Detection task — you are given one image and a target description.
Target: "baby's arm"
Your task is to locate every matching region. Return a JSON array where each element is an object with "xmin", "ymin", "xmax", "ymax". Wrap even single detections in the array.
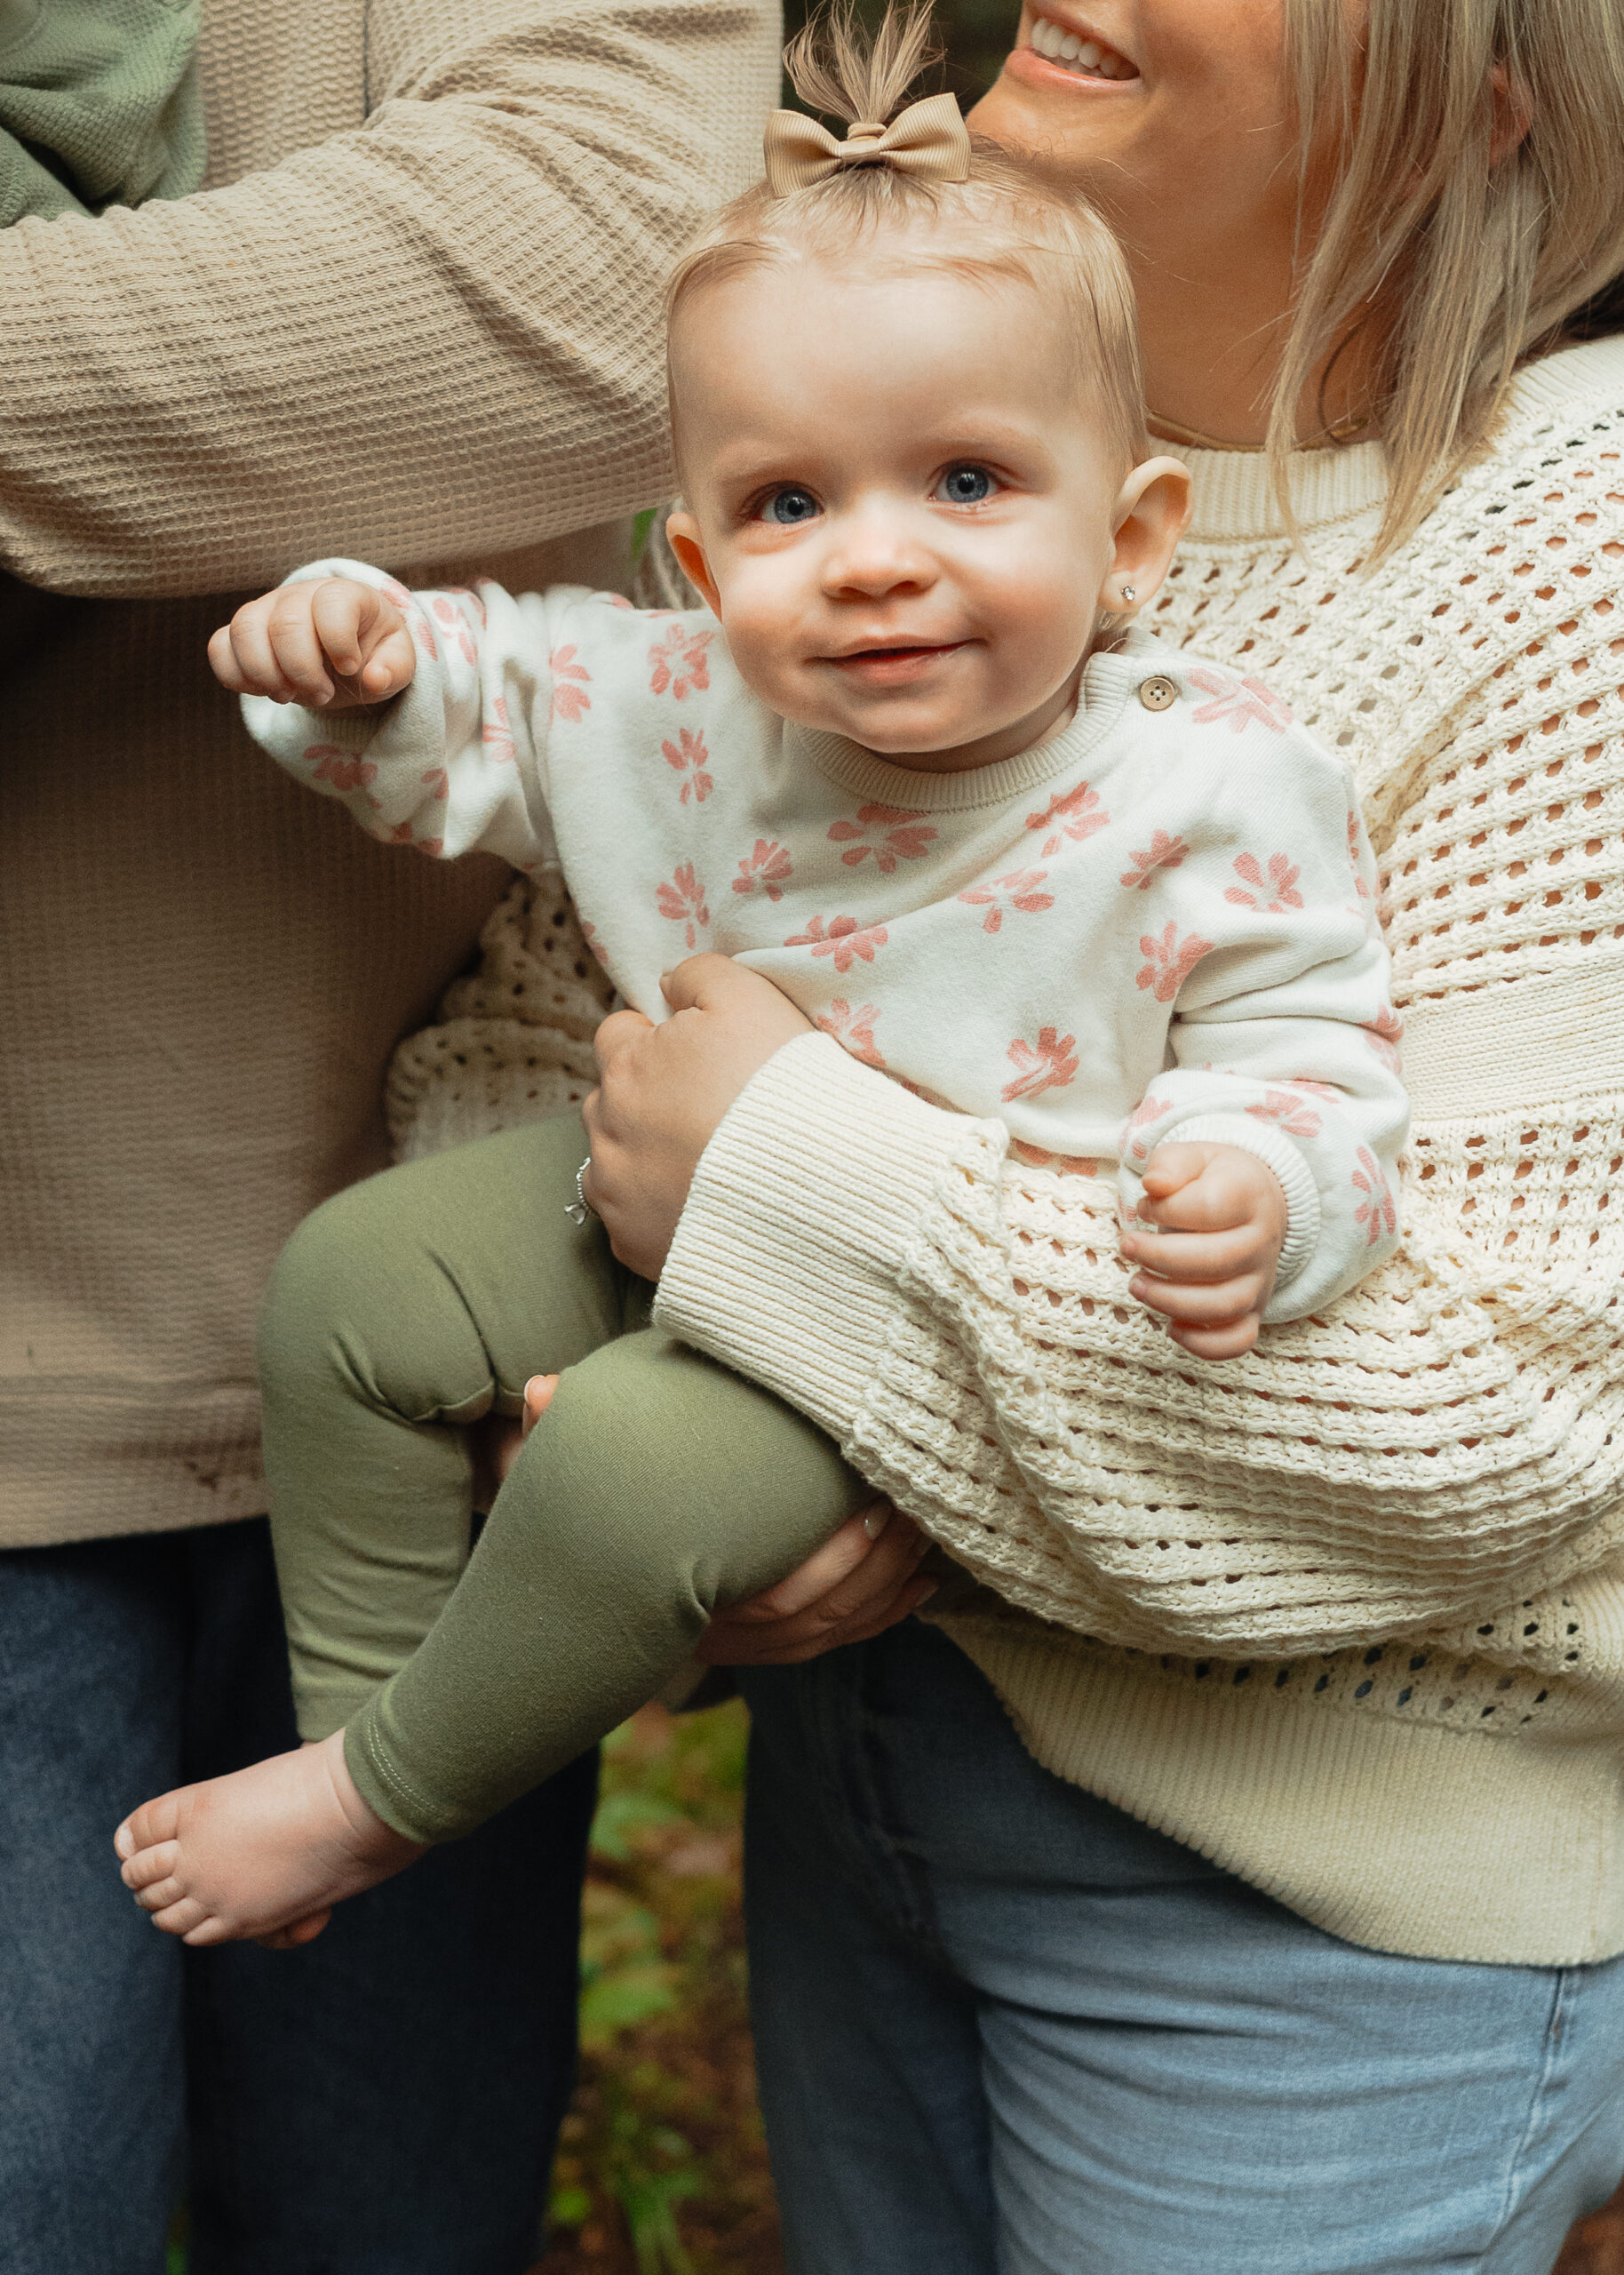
[
  {"xmin": 1117, "ymin": 742, "xmax": 1407, "ymax": 1351},
  {"xmin": 212, "ymin": 561, "xmax": 570, "ymax": 874}
]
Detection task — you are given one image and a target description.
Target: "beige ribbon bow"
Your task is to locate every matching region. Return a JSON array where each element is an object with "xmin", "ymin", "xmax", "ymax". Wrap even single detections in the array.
[{"xmin": 762, "ymin": 92, "xmax": 971, "ymax": 196}]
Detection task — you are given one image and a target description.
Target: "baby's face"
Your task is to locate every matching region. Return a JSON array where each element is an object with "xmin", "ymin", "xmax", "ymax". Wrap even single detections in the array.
[{"xmin": 666, "ymin": 251, "xmax": 1187, "ymax": 772}]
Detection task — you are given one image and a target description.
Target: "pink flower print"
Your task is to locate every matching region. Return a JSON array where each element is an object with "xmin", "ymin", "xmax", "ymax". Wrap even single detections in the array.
[
  {"xmin": 1363, "ymin": 1005, "xmax": 1405, "ymax": 1072},
  {"xmin": 784, "ymin": 915, "xmax": 888, "ymax": 974},
  {"xmin": 580, "ymin": 920, "xmax": 610, "ymax": 970},
  {"xmin": 662, "ymin": 728, "xmax": 712, "ymax": 804},
  {"xmin": 1246, "ymin": 1088, "xmax": 1323, "ymax": 1138},
  {"xmin": 958, "ymin": 868, "xmax": 1055, "ymax": 936},
  {"xmin": 1001, "ymin": 1027, "xmax": 1079, "ymax": 1103},
  {"xmin": 482, "ymin": 695, "xmax": 516, "ymax": 764},
  {"xmin": 1352, "ymin": 1145, "xmax": 1396, "ymax": 1246},
  {"xmin": 589, "ymin": 590, "xmax": 635, "ymax": 611},
  {"xmin": 1123, "ymin": 1090, "xmax": 1174, "ymax": 1163},
  {"xmin": 386, "ymin": 820, "xmax": 415, "ymax": 844},
  {"xmin": 420, "ymin": 767, "xmax": 448, "ymax": 801},
  {"xmin": 656, "ymin": 862, "xmax": 710, "ymax": 949},
  {"xmin": 550, "ymin": 645, "xmax": 592, "ymax": 724},
  {"xmin": 418, "ymin": 837, "xmax": 443, "ymax": 858},
  {"xmin": 1347, "ymin": 810, "xmax": 1371, "ymax": 900},
  {"xmin": 732, "ymin": 839, "xmax": 793, "ymax": 903},
  {"xmin": 1286, "ymin": 1077, "xmax": 1341, "ymax": 1098},
  {"xmin": 816, "ymin": 999, "xmax": 885, "ymax": 1069},
  {"xmin": 445, "ymin": 585, "xmax": 487, "ymax": 627},
  {"xmin": 410, "ymin": 611, "xmax": 438, "ymax": 661},
  {"xmin": 380, "ymin": 578, "xmax": 413, "ymax": 611},
  {"xmin": 1026, "ymin": 780, "xmax": 1108, "ymax": 858},
  {"xmin": 649, "ymin": 622, "xmax": 712, "ymax": 700},
  {"xmin": 305, "ymin": 746, "xmax": 377, "ymax": 794},
  {"xmin": 1119, "ymin": 831, "xmax": 1190, "ymax": 890},
  {"xmin": 1188, "ymin": 666, "xmax": 1294, "ymax": 733},
  {"xmin": 430, "ymin": 595, "xmax": 477, "ymax": 665},
  {"xmin": 827, "ymin": 804, "xmax": 936, "ymax": 874},
  {"xmin": 1225, "ymin": 851, "xmax": 1304, "ymax": 914},
  {"xmin": 1136, "ymin": 922, "xmax": 1214, "ymax": 1003}
]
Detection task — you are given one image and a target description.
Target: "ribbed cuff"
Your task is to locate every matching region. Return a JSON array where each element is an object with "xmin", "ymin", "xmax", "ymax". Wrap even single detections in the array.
[
  {"xmin": 654, "ymin": 1033, "xmax": 990, "ymax": 1441},
  {"xmin": 1164, "ymin": 1112, "xmax": 1320, "ymax": 1298}
]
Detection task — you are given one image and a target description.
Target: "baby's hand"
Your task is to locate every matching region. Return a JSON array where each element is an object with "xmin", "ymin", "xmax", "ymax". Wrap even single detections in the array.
[
  {"xmin": 209, "ymin": 577, "xmax": 417, "ymax": 710},
  {"xmin": 1118, "ymin": 1141, "xmax": 1286, "ymax": 1360}
]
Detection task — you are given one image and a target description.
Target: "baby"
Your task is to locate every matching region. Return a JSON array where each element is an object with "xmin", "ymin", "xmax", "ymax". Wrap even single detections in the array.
[{"xmin": 116, "ymin": 8, "xmax": 1406, "ymax": 1947}]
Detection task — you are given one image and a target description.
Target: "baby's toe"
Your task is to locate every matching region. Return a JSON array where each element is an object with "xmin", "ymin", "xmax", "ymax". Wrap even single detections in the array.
[
  {"xmin": 121, "ymin": 1839, "xmax": 180, "ymax": 1894},
  {"xmin": 147, "ymin": 1895, "xmax": 211, "ymax": 1940},
  {"xmin": 116, "ymin": 1791, "xmax": 183, "ymax": 1860},
  {"xmin": 131, "ymin": 1869, "xmax": 188, "ymax": 1915}
]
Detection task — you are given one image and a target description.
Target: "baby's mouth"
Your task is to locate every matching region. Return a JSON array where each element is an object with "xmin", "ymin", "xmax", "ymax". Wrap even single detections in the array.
[
  {"xmin": 824, "ymin": 640, "xmax": 967, "ymax": 682},
  {"xmin": 1021, "ymin": 12, "xmax": 1138, "ymax": 80}
]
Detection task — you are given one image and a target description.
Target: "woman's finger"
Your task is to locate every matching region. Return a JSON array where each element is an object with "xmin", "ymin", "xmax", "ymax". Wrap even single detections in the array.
[
  {"xmin": 727, "ymin": 1504, "xmax": 894, "ymax": 1622},
  {"xmin": 591, "ymin": 1009, "xmax": 656, "ymax": 1077},
  {"xmin": 697, "ymin": 1509, "xmax": 933, "ymax": 1664}
]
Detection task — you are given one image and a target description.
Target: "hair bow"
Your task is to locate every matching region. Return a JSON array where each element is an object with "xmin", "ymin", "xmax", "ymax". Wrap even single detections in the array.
[{"xmin": 762, "ymin": 92, "xmax": 971, "ymax": 197}]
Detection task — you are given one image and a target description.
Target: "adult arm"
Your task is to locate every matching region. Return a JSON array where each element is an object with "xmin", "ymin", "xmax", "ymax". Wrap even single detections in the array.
[
  {"xmin": 0, "ymin": 0, "xmax": 777, "ymax": 596},
  {"xmin": 592, "ymin": 965, "xmax": 1624, "ymax": 1662}
]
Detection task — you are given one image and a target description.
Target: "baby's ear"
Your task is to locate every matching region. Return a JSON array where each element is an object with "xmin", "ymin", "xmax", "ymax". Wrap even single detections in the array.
[
  {"xmin": 1101, "ymin": 456, "xmax": 1193, "ymax": 618},
  {"xmin": 665, "ymin": 512, "xmax": 721, "ymax": 618}
]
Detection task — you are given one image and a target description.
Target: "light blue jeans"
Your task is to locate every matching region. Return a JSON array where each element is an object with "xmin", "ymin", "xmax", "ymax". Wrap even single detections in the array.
[{"xmin": 739, "ymin": 1620, "xmax": 1624, "ymax": 2275}]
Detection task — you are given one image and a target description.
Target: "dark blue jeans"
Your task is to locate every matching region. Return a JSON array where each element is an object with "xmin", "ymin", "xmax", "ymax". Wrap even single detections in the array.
[{"xmin": 0, "ymin": 1516, "xmax": 597, "ymax": 2275}]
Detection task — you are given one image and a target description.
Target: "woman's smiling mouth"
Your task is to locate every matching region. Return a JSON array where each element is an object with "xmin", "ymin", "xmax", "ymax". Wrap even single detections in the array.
[{"xmin": 1018, "ymin": 12, "xmax": 1138, "ymax": 81}]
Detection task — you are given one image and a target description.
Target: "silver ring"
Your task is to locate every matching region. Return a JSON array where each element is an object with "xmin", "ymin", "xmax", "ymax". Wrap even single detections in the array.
[{"xmin": 565, "ymin": 1153, "xmax": 596, "ymax": 1226}]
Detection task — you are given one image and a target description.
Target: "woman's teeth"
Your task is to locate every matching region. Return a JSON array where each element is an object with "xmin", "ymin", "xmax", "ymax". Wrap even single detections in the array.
[{"xmin": 1026, "ymin": 14, "xmax": 1134, "ymax": 76}]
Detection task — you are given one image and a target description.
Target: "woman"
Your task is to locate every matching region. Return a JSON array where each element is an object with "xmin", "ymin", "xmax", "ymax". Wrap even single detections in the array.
[{"xmin": 549, "ymin": 1, "xmax": 1624, "ymax": 2266}]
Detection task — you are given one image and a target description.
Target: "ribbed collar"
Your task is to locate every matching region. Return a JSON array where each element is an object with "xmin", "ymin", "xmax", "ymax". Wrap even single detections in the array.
[
  {"xmin": 787, "ymin": 626, "xmax": 1158, "ymax": 814},
  {"xmin": 1181, "ymin": 439, "xmax": 1388, "ymax": 547},
  {"xmin": 1180, "ymin": 335, "xmax": 1624, "ymax": 548}
]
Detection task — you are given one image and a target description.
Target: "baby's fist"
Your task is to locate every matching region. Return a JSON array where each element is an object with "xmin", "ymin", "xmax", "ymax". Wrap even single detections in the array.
[
  {"xmin": 209, "ymin": 578, "xmax": 416, "ymax": 711},
  {"xmin": 1119, "ymin": 1140, "xmax": 1286, "ymax": 1360}
]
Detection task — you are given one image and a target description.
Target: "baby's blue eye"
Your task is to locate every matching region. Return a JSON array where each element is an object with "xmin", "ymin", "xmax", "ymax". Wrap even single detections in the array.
[
  {"xmin": 936, "ymin": 465, "xmax": 996, "ymax": 506},
  {"xmin": 761, "ymin": 487, "xmax": 821, "ymax": 525}
]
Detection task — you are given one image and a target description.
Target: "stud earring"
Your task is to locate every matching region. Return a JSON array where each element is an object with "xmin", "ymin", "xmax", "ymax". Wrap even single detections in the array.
[{"xmin": 1119, "ymin": 582, "xmax": 1137, "ymax": 603}]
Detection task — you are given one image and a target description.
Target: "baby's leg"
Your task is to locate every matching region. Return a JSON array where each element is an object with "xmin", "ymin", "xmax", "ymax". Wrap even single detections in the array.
[
  {"xmin": 345, "ymin": 1327, "xmax": 872, "ymax": 1845},
  {"xmin": 115, "ymin": 1115, "xmax": 638, "ymax": 1944},
  {"xmin": 262, "ymin": 1115, "xmax": 638, "ymax": 1741}
]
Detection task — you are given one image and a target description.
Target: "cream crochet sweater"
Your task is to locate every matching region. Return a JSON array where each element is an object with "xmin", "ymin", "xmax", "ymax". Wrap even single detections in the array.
[{"xmin": 399, "ymin": 337, "xmax": 1624, "ymax": 1964}]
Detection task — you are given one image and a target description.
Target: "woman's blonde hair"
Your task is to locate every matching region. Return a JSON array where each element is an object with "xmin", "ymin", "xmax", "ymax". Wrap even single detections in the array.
[
  {"xmin": 665, "ymin": 5, "xmax": 1146, "ymax": 472},
  {"xmin": 1279, "ymin": 0, "xmax": 1624, "ymax": 558}
]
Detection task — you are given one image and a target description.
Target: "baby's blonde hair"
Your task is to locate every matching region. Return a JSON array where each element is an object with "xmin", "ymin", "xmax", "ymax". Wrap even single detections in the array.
[{"xmin": 665, "ymin": 5, "xmax": 1147, "ymax": 470}]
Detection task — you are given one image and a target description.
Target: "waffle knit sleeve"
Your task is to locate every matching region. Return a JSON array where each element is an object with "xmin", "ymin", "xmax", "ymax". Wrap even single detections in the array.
[
  {"xmin": 654, "ymin": 1022, "xmax": 1624, "ymax": 1658},
  {"xmin": 0, "ymin": 0, "xmax": 777, "ymax": 597}
]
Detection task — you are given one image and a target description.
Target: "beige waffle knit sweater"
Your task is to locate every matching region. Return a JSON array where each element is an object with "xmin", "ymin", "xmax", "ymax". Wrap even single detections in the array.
[
  {"xmin": 403, "ymin": 336, "xmax": 1624, "ymax": 1962},
  {"xmin": 0, "ymin": 0, "xmax": 777, "ymax": 1548}
]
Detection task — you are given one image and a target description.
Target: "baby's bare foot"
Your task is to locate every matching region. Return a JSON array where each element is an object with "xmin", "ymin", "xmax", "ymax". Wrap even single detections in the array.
[{"xmin": 114, "ymin": 1729, "xmax": 424, "ymax": 1947}]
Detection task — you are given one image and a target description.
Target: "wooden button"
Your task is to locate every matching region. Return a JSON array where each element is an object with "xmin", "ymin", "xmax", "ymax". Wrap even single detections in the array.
[{"xmin": 1137, "ymin": 674, "xmax": 1178, "ymax": 712}]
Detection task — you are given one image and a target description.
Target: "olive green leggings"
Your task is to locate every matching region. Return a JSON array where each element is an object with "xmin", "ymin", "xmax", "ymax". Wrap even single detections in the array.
[{"xmin": 258, "ymin": 1115, "xmax": 868, "ymax": 1845}]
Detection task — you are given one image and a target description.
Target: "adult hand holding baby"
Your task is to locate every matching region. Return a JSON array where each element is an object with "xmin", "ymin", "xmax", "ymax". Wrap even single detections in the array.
[{"xmin": 583, "ymin": 953, "xmax": 814, "ymax": 1281}]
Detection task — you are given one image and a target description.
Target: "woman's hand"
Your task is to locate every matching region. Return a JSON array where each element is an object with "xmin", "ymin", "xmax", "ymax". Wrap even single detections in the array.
[
  {"xmin": 582, "ymin": 954, "xmax": 814, "ymax": 1281},
  {"xmin": 695, "ymin": 1502, "xmax": 936, "ymax": 1665},
  {"xmin": 479, "ymin": 1378, "xmax": 936, "ymax": 1664}
]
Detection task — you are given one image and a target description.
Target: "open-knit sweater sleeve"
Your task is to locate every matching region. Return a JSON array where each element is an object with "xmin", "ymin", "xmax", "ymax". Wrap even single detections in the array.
[
  {"xmin": 0, "ymin": 0, "xmax": 777, "ymax": 597},
  {"xmin": 656, "ymin": 348, "xmax": 1624, "ymax": 1661}
]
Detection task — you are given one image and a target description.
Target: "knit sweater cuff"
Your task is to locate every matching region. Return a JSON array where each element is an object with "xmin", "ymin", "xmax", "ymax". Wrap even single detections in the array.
[{"xmin": 654, "ymin": 1032, "xmax": 981, "ymax": 1441}]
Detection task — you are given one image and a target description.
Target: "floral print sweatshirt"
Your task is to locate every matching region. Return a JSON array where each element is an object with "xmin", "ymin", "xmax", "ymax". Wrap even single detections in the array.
[{"xmin": 243, "ymin": 566, "xmax": 1407, "ymax": 1320}]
